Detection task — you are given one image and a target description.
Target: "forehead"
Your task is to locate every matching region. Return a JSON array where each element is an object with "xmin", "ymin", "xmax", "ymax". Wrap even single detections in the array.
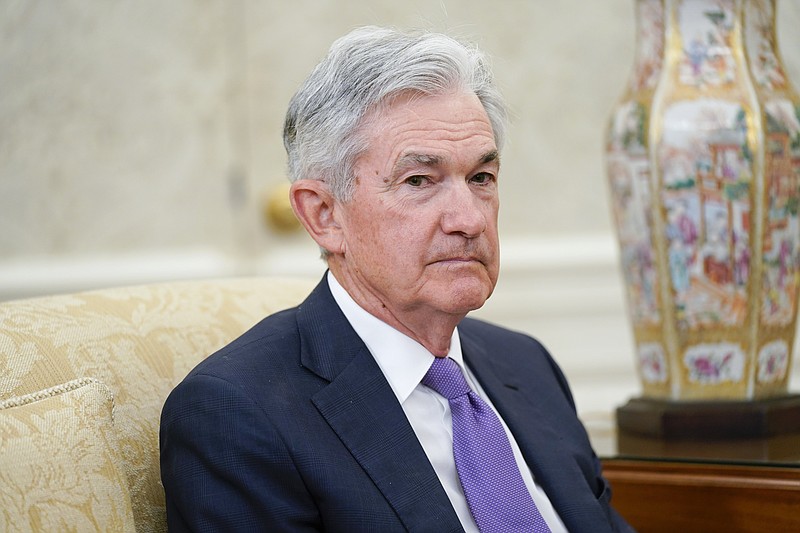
[{"xmin": 357, "ymin": 92, "xmax": 497, "ymax": 169}]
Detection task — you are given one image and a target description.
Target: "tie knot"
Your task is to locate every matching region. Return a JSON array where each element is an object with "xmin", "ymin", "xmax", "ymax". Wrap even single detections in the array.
[{"xmin": 422, "ymin": 357, "xmax": 471, "ymax": 400}]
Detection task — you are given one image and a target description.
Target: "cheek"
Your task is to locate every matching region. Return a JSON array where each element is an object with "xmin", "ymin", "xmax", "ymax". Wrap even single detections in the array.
[{"xmin": 346, "ymin": 217, "xmax": 407, "ymax": 266}]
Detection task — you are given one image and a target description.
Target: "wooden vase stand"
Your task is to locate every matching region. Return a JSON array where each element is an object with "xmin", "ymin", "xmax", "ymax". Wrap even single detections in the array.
[{"xmin": 616, "ymin": 394, "xmax": 800, "ymax": 440}]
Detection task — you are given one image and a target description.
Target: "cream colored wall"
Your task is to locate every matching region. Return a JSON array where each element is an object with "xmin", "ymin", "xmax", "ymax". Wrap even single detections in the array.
[
  {"xmin": 0, "ymin": 1, "xmax": 642, "ymax": 268},
  {"xmin": 2, "ymin": 1, "xmax": 799, "ymax": 418}
]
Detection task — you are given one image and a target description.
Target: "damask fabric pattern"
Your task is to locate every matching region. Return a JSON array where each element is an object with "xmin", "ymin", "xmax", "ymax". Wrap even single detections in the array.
[
  {"xmin": 0, "ymin": 277, "xmax": 316, "ymax": 532},
  {"xmin": 0, "ymin": 378, "xmax": 136, "ymax": 533}
]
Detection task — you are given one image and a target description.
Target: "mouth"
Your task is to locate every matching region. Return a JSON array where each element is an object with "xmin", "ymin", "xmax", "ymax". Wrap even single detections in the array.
[
  {"xmin": 428, "ymin": 243, "xmax": 494, "ymax": 269},
  {"xmin": 431, "ymin": 256, "xmax": 484, "ymax": 266}
]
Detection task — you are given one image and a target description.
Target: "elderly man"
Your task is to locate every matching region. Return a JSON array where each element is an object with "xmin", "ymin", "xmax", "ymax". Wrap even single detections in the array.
[{"xmin": 160, "ymin": 26, "xmax": 632, "ymax": 532}]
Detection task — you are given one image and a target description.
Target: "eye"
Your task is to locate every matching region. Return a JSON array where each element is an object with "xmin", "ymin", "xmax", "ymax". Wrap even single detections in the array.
[
  {"xmin": 470, "ymin": 172, "xmax": 495, "ymax": 185},
  {"xmin": 405, "ymin": 175, "xmax": 428, "ymax": 187}
]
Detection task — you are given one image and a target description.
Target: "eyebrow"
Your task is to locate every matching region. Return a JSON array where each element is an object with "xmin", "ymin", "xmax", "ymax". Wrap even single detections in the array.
[{"xmin": 480, "ymin": 150, "xmax": 500, "ymax": 165}]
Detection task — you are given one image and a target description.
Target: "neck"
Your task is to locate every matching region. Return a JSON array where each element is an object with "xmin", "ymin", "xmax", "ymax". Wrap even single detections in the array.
[{"xmin": 328, "ymin": 266, "xmax": 463, "ymax": 357}]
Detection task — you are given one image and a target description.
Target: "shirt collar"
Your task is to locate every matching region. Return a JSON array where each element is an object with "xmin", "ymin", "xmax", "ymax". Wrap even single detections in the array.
[{"xmin": 327, "ymin": 271, "xmax": 464, "ymax": 404}]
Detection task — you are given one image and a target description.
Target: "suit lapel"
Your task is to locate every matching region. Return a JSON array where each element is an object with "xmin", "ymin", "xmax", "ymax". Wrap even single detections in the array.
[
  {"xmin": 298, "ymin": 278, "xmax": 463, "ymax": 532},
  {"xmin": 461, "ymin": 330, "xmax": 614, "ymax": 533}
]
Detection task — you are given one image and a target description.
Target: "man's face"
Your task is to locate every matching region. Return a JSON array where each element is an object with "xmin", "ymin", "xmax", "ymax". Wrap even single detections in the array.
[{"xmin": 334, "ymin": 91, "xmax": 500, "ymax": 321}]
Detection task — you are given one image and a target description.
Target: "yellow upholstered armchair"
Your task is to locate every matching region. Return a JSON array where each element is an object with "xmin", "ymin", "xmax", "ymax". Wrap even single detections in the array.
[{"xmin": 0, "ymin": 277, "xmax": 315, "ymax": 532}]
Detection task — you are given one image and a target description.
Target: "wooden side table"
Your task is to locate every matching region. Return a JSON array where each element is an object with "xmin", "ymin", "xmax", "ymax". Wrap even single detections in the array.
[
  {"xmin": 587, "ymin": 408, "xmax": 800, "ymax": 531},
  {"xmin": 602, "ymin": 458, "xmax": 800, "ymax": 532}
]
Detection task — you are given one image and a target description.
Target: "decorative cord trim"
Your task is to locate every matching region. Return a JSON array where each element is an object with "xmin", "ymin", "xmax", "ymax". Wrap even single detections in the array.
[{"xmin": 0, "ymin": 377, "xmax": 109, "ymax": 410}]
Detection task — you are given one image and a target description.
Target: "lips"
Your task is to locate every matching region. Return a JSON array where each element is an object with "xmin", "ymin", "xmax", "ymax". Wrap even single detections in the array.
[
  {"xmin": 429, "ymin": 254, "xmax": 487, "ymax": 268},
  {"xmin": 426, "ymin": 237, "xmax": 498, "ymax": 270},
  {"xmin": 428, "ymin": 245, "xmax": 493, "ymax": 266},
  {"xmin": 437, "ymin": 257, "xmax": 480, "ymax": 264}
]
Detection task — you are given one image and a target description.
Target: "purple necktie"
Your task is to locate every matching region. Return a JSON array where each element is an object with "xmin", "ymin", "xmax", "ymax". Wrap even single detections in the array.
[{"xmin": 423, "ymin": 357, "xmax": 551, "ymax": 533}]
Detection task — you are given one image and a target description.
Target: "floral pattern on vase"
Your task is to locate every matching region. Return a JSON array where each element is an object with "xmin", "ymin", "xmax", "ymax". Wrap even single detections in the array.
[
  {"xmin": 757, "ymin": 339, "xmax": 789, "ymax": 383},
  {"xmin": 638, "ymin": 342, "xmax": 669, "ymax": 383},
  {"xmin": 684, "ymin": 342, "xmax": 745, "ymax": 384}
]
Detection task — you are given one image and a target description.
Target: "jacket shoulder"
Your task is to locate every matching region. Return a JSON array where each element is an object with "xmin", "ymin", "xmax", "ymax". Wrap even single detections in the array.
[{"xmin": 188, "ymin": 305, "xmax": 301, "ymax": 380}]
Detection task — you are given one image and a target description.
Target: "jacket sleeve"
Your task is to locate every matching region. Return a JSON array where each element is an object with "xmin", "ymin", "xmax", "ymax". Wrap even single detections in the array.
[{"xmin": 159, "ymin": 373, "xmax": 320, "ymax": 532}]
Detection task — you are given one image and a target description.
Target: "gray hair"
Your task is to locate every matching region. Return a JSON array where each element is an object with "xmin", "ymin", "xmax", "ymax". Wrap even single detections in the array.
[{"xmin": 283, "ymin": 26, "xmax": 508, "ymax": 201}]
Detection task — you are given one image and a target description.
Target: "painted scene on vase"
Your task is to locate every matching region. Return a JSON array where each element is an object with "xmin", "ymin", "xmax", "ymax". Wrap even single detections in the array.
[
  {"xmin": 677, "ymin": 0, "xmax": 737, "ymax": 88},
  {"xmin": 761, "ymin": 100, "xmax": 800, "ymax": 327},
  {"xmin": 607, "ymin": 101, "xmax": 661, "ymax": 327},
  {"xmin": 630, "ymin": 0, "xmax": 665, "ymax": 93},
  {"xmin": 659, "ymin": 99, "xmax": 752, "ymax": 329}
]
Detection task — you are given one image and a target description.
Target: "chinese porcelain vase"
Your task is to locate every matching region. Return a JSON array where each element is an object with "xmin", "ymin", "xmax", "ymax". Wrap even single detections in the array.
[{"xmin": 606, "ymin": 0, "xmax": 800, "ymax": 400}]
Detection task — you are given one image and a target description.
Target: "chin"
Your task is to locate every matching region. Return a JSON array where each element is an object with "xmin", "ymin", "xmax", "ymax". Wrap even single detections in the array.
[{"xmin": 441, "ymin": 283, "xmax": 494, "ymax": 315}]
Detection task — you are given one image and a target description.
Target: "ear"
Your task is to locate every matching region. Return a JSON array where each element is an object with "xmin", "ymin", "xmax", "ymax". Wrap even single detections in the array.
[{"xmin": 289, "ymin": 179, "xmax": 345, "ymax": 254}]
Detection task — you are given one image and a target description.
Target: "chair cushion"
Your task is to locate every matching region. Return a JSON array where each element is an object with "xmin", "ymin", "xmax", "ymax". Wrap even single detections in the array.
[{"xmin": 0, "ymin": 378, "xmax": 136, "ymax": 533}]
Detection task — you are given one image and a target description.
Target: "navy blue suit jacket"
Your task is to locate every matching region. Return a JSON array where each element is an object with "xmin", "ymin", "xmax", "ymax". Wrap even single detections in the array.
[{"xmin": 160, "ymin": 277, "xmax": 632, "ymax": 532}]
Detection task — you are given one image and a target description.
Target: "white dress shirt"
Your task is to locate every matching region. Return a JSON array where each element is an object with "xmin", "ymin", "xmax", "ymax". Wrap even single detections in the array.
[{"xmin": 328, "ymin": 272, "xmax": 567, "ymax": 532}]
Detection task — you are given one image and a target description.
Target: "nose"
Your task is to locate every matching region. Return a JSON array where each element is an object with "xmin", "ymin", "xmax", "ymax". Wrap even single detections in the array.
[{"xmin": 440, "ymin": 182, "xmax": 488, "ymax": 238}]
